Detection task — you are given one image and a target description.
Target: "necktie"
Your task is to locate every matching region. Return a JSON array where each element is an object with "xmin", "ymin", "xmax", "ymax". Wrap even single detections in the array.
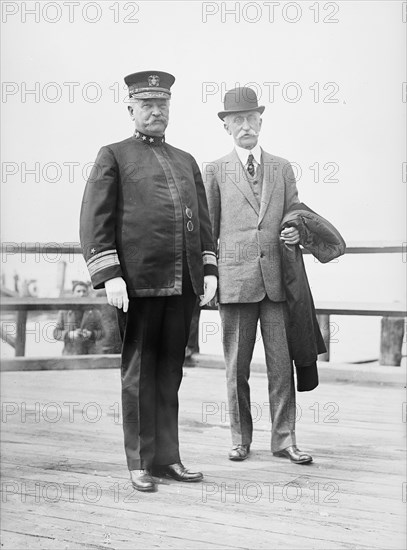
[{"xmin": 247, "ymin": 153, "xmax": 255, "ymax": 177}]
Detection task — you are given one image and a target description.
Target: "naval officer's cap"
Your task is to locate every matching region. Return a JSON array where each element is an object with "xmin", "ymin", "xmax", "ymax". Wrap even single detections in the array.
[{"xmin": 124, "ymin": 70, "xmax": 175, "ymax": 100}]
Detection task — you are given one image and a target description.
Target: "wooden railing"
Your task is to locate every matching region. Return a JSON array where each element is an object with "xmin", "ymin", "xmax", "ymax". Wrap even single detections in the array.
[
  {"xmin": 1, "ymin": 241, "xmax": 405, "ymax": 256},
  {"xmin": 1, "ymin": 242, "xmax": 406, "ymax": 367},
  {"xmin": 1, "ymin": 297, "xmax": 107, "ymax": 357}
]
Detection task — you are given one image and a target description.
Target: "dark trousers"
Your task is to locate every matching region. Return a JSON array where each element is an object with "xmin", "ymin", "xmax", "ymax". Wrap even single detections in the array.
[
  {"xmin": 117, "ymin": 265, "xmax": 196, "ymax": 470},
  {"xmin": 186, "ymin": 299, "xmax": 201, "ymax": 353}
]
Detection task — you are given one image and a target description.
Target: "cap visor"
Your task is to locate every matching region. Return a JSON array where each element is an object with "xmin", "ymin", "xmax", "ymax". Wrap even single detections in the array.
[{"xmin": 130, "ymin": 91, "xmax": 171, "ymax": 99}]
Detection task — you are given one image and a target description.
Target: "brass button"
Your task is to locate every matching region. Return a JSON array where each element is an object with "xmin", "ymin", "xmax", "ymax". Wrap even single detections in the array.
[
  {"xmin": 187, "ymin": 221, "xmax": 194, "ymax": 232},
  {"xmin": 185, "ymin": 207, "xmax": 192, "ymax": 219}
]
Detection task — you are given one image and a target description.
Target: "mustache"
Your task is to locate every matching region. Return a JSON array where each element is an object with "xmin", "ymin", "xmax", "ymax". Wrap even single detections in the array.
[
  {"xmin": 148, "ymin": 118, "xmax": 167, "ymax": 124},
  {"xmin": 238, "ymin": 130, "xmax": 258, "ymax": 138}
]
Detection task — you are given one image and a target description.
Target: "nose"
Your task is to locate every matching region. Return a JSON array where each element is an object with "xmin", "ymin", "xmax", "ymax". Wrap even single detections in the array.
[{"xmin": 241, "ymin": 117, "xmax": 250, "ymax": 130}]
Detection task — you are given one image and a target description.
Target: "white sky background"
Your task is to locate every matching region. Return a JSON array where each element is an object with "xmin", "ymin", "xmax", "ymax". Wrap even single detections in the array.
[{"xmin": 1, "ymin": 1, "xmax": 406, "ymax": 286}]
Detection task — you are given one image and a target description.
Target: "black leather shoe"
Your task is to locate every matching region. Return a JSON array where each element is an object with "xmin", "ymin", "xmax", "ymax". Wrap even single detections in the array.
[
  {"xmin": 153, "ymin": 462, "xmax": 203, "ymax": 482},
  {"xmin": 273, "ymin": 445, "xmax": 313, "ymax": 464},
  {"xmin": 228, "ymin": 444, "xmax": 250, "ymax": 461},
  {"xmin": 130, "ymin": 469, "xmax": 156, "ymax": 492}
]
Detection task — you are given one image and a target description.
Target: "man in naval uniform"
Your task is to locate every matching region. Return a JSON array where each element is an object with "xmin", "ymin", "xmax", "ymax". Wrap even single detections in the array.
[
  {"xmin": 80, "ymin": 71, "xmax": 218, "ymax": 492},
  {"xmin": 204, "ymin": 87, "xmax": 313, "ymax": 465}
]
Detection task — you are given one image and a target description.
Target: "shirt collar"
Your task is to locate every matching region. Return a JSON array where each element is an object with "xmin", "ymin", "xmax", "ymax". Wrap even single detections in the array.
[
  {"xmin": 235, "ymin": 143, "xmax": 262, "ymax": 166},
  {"xmin": 134, "ymin": 129, "xmax": 165, "ymax": 146}
]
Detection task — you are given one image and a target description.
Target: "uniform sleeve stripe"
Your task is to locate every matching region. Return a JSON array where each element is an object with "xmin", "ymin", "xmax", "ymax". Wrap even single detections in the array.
[
  {"xmin": 86, "ymin": 250, "xmax": 120, "ymax": 276},
  {"xmin": 202, "ymin": 252, "xmax": 217, "ymax": 266},
  {"xmin": 87, "ymin": 249, "xmax": 118, "ymax": 266},
  {"xmin": 202, "ymin": 250, "xmax": 217, "ymax": 258}
]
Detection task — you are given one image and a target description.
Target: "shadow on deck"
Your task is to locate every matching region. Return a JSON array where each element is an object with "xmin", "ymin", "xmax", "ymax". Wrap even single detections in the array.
[{"xmin": 1, "ymin": 365, "xmax": 406, "ymax": 549}]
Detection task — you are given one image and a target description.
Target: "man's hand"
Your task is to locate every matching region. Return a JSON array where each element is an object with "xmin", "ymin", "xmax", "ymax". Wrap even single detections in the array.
[
  {"xmin": 105, "ymin": 277, "xmax": 129, "ymax": 312},
  {"xmin": 199, "ymin": 275, "xmax": 217, "ymax": 307},
  {"xmin": 68, "ymin": 329, "xmax": 82, "ymax": 341},
  {"xmin": 280, "ymin": 227, "xmax": 300, "ymax": 245}
]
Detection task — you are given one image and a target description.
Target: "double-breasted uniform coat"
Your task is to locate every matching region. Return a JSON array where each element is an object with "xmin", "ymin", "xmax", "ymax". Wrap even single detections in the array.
[{"xmin": 80, "ymin": 133, "xmax": 217, "ymax": 470}]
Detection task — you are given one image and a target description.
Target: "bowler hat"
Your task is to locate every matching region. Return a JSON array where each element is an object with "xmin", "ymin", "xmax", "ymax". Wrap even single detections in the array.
[
  {"xmin": 124, "ymin": 70, "xmax": 175, "ymax": 100},
  {"xmin": 218, "ymin": 87, "xmax": 265, "ymax": 120}
]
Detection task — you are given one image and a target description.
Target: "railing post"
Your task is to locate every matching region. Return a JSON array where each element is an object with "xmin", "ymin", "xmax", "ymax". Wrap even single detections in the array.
[
  {"xmin": 380, "ymin": 317, "xmax": 405, "ymax": 366},
  {"xmin": 15, "ymin": 310, "xmax": 27, "ymax": 357},
  {"xmin": 317, "ymin": 313, "xmax": 330, "ymax": 362},
  {"xmin": 0, "ymin": 326, "xmax": 16, "ymax": 349}
]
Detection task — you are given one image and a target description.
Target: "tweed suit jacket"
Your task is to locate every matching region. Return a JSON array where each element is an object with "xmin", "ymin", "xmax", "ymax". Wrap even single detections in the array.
[{"xmin": 204, "ymin": 148, "xmax": 300, "ymax": 303}]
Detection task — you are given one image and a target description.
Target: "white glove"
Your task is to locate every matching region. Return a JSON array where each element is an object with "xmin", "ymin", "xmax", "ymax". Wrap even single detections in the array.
[
  {"xmin": 105, "ymin": 277, "xmax": 129, "ymax": 312},
  {"xmin": 199, "ymin": 275, "xmax": 218, "ymax": 307}
]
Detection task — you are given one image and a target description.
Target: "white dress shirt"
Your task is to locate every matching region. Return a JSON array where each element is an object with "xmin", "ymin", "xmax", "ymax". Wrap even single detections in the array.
[{"xmin": 235, "ymin": 143, "xmax": 262, "ymax": 171}]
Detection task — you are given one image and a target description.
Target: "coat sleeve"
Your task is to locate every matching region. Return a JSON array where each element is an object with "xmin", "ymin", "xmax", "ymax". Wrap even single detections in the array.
[
  {"xmin": 85, "ymin": 310, "xmax": 105, "ymax": 342},
  {"xmin": 283, "ymin": 161, "xmax": 300, "ymax": 213},
  {"xmin": 202, "ymin": 161, "xmax": 221, "ymax": 245},
  {"xmin": 53, "ymin": 310, "xmax": 68, "ymax": 342},
  {"xmin": 192, "ymin": 158, "xmax": 218, "ymax": 277},
  {"xmin": 79, "ymin": 146, "xmax": 123, "ymax": 289}
]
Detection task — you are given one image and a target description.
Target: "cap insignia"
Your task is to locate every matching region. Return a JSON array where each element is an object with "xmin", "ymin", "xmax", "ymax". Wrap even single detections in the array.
[{"xmin": 148, "ymin": 75, "xmax": 160, "ymax": 87}]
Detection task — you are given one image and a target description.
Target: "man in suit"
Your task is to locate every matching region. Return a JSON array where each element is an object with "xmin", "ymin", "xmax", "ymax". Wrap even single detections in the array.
[
  {"xmin": 53, "ymin": 281, "xmax": 104, "ymax": 355},
  {"xmin": 204, "ymin": 87, "xmax": 312, "ymax": 464},
  {"xmin": 80, "ymin": 71, "xmax": 218, "ymax": 492}
]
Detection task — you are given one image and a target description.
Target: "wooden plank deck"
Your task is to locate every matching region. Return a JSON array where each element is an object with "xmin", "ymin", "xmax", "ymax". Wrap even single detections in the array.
[{"xmin": 1, "ymin": 366, "xmax": 405, "ymax": 549}]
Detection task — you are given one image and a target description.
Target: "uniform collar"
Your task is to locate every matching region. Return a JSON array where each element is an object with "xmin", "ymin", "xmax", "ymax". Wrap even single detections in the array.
[{"xmin": 134, "ymin": 129, "xmax": 165, "ymax": 146}]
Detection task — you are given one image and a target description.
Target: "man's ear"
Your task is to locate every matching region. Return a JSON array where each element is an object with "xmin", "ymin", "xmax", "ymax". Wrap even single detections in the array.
[
  {"xmin": 223, "ymin": 122, "xmax": 232, "ymax": 135},
  {"xmin": 259, "ymin": 117, "xmax": 263, "ymax": 131},
  {"xmin": 128, "ymin": 105, "xmax": 134, "ymax": 119}
]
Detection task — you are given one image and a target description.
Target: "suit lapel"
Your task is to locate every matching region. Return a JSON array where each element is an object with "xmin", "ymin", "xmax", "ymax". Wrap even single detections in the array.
[
  {"xmin": 258, "ymin": 150, "xmax": 278, "ymax": 223},
  {"xmin": 224, "ymin": 150, "xmax": 259, "ymax": 216}
]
